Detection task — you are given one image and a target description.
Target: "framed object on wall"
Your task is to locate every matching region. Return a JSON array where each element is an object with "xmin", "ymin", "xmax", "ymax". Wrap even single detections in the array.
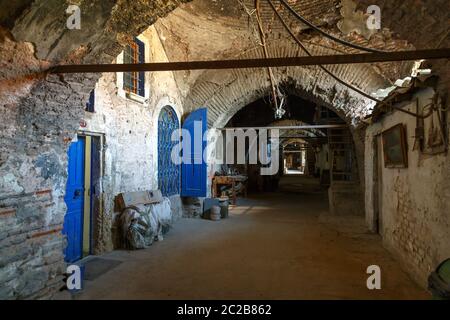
[{"xmin": 382, "ymin": 124, "xmax": 408, "ymax": 168}]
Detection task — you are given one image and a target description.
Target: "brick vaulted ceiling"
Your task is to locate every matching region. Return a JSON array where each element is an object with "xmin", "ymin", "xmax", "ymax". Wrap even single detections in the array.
[
  {"xmin": 0, "ymin": 0, "xmax": 448, "ymax": 133},
  {"xmin": 0, "ymin": 1, "xmax": 447, "ymax": 299},
  {"xmin": 152, "ymin": 0, "xmax": 448, "ymax": 126}
]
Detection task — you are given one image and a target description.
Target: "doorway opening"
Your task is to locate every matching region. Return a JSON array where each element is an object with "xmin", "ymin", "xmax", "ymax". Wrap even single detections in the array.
[
  {"xmin": 371, "ymin": 134, "xmax": 383, "ymax": 234},
  {"xmin": 63, "ymin": 133, "xmax": 103, "ymax": 262},
  {"xmin": 283, "ymin": 140, "xmax": 308, "ymax": 175},
  {"xmin": 215, "ymin": 93, "xmax": 363, "ymax": 210},
  {"xmin": 222, "ymin": 95, "xmax": 356, "ymax": 194}
]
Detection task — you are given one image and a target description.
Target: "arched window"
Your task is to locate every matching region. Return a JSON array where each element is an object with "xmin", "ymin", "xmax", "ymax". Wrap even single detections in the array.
[{"xmin": 158, "ymin": 106, "xmax": 180, "ymax": 196}]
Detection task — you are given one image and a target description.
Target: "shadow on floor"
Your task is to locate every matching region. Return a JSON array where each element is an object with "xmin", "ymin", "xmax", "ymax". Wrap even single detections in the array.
[{"xmin": 55, "ymin": 178, "xmax": 428, "ymax": 300}]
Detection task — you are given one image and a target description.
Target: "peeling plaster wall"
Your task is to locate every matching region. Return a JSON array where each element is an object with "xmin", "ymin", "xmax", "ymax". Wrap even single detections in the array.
[
  {"xmin": 79, "ymin": 26, "xmax": 184, "ymax": 253},
  {"xmin": 0, "ymin": 16, "xmax": 184, "ymax": 300},
  {"xmin": 356, "ymin": 0, "xmax": 450, "ymax": 95},
  {"xmin": 0, "ymin": 33, "xmax": 98, "ymax": 300},
  {"xmin": 156, "ymin": 0, "xmax": 413, "ymax": 95},
  {"xmin": 365, "ymin": 88, "xmax": 450, "ymax": 287},
  {"xmin": 0, "ymin": 0, "xmax": 447, "ymax": 300},
  {"xmin": 0, "ymin": 0, "xmax": 188, "ymax": 299},
  {"xmin": 9, "ymin": 0, "xmax": 191, "ymax": 62}
]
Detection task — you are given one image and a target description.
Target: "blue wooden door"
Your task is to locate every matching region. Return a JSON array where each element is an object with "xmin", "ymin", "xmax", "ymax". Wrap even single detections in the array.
[
  {"xmin": 158, "ymin": 106, "xmax": 180, "ymax": 196},
  {"xmin": 63, "ymin": 138, "xmax": 85, "ymax": 263},
  {"xmin": 181, "ymin": 108, "xmax": 207, "ymax": 197}
]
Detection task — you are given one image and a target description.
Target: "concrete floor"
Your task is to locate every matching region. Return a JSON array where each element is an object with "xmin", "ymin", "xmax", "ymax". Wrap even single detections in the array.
[{"xmin": 59, "ymin": 176, "xmax": 428, "ymax": 300}]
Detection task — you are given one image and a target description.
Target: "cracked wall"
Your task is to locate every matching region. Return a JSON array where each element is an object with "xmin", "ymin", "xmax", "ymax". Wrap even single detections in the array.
[
  {"xmin": 0, "ymin": 0, "xmax": 188, "ymax": 300},
  {"xmin": 0, "ymin": 0, "xmax": 448, "ymax": 299},
  {"xmin": 79, "ymin": 26, "xmax": 184, "ymax": 253},
  {"xmin": 365, "ymin": 88, "xmax": 450, "ymax": 287}
]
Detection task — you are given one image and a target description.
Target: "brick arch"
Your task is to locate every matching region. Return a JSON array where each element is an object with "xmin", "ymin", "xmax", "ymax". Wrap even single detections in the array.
[
  {"xmin": 184, "ymin": 40, "xmax": 387, "ymax": 128},
  {"xmin": 0, "ymin": 0, "xmax": 447, "ymax": 299},
  {"xmin": 283, "ymin": 138, "xmax": 308, "ymax": 147},
  {"xmin": 183, "ymin": 41, "xmax": 379, "ymax": 190}
]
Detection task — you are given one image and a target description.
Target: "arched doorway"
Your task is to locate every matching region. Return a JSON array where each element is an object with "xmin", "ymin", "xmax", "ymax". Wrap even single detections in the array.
[
  {"xmin": 158, "ymin": 106, "xmax": 180, "ymax": 196},
  {"xmin": 222, "ymin": 94, "xmax": 359, "ymax": 195},
  {"xmin": 283, "ymin": 139, "xmax": 308, "ymax": 175}
]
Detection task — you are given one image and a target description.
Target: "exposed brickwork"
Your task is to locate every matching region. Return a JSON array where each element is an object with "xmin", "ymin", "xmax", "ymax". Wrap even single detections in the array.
[
  {"xmin": 156, "ymin": 0, "xmax": 415, "ymax": 97},
  {"xmin": 365, "ymin": 88, "xmax": 450, "ymax": 287},
  {"xmin": 357, "ymin": 0, "xmax": 450, "ymax": 50},
  {"xmin": 0, "ymin": 0, "xmax": 447, "ymax": 299},
  {"xmin": 357, "ymin": 0, "xmax": 450, "ymax": 99},
  {"xmin": 183, "ymin": 40, "xmax": 387, "ymax": 128},
  {"xmin": 0, "ymin": 0, "xmax": 189, "ymax": 300},
  {"xmin": 390, "ymin": 177, "xmax": 434, "ymax": 275}
]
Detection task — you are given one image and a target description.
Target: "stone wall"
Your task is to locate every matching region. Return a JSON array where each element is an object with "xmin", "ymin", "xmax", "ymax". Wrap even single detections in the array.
[
  {"xmin": 365, "ymin": 87, "xmax": 450, "ymax": 287},
  {"xmin": 0, "ymin": 0, "xmax": 447, "ymax": 300},
  {"xmin": 0, "ymin": 23, "xmax": 183, "ymax": 299},
  {"xmin": 0, "ymin": 32, "xmax": 96, "ymax": 300}
]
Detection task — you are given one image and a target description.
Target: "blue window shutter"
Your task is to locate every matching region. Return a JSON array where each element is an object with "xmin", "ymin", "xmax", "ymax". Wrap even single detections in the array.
[
  {"xmin": 181, "ymin": 108, "xmax": 208, "ymax": 197},
  {"xmin": 123, "ymin": 45, "xmax": 134, "ymax": 92},
  {"xmin": 135, "ymin": 38, "xmax": 145, "ymax": 97}
]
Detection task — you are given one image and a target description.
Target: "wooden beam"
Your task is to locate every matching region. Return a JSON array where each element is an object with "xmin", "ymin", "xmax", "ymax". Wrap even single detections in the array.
[
  {"xmin": 49, "ymin": 48, "xmax": 450, "ymax": 74},
  {"xmin": 218, "ymin": 125, "xmax": 346, "ymax": 130},
  {"xmin": 281, "ymin": 136, "xmax": 328, "ymax": 139}
]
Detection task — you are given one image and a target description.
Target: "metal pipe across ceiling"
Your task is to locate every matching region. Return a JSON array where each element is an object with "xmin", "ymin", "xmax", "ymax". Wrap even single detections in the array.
[{"xmin": 48, "ymin": 49, "xmax": 450, "ymax": 74}]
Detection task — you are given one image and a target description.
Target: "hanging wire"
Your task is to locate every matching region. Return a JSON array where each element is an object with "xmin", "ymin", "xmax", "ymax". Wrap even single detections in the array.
[
  {"xmin": 239, "ymin": 0, "xmax": 291, "ymax": 118},
  {"xmin": 238, "ymin": 0, "xmax": 264, "ymax": 46},
  {"xmin": 277, "ymin": 0, "xmax": 388, "ymax": 54},
  {"xmin": 254, "ymin": 0, "xmax": 285, "ymax": 117},
  {"xmin": 267, "ymin": 0, "xmax": 434, "ymax": 119}
]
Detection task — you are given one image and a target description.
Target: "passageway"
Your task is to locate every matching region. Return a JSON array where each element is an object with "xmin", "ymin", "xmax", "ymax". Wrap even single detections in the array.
[
  {"xmin": 1, "ymin": 0, "xmax": 448, "ymax": 300},
  {"xmin": 60, "ymin": 176, "xmax": 426, "ymax": 300}
]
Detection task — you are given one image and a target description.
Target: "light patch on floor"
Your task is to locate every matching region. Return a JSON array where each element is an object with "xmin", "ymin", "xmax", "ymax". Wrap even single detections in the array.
[{"xmin": 56, "ymin": 177, "xmax": 428, "ymax": 300}]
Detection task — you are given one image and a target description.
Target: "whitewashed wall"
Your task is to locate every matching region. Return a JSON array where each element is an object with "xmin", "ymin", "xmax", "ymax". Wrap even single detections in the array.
[
  {"xmin": 79, "ymin": 26, "xmax": 184, "ymax": 252},
  {"xmin": 365, "ymin": 87, "xmax": 450, "ymax": 287}
]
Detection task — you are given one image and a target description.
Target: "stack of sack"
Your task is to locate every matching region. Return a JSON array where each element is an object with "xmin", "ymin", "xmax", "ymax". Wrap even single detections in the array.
[{"xmin": 117, "ymin": 192, "xmax": 173, "ymax": 250}]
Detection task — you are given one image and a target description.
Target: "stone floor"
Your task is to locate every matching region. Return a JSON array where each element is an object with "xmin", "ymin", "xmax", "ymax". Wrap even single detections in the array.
[{"xmin": 57, "ymin": 176, "xmax": 428, "ymax": 300}]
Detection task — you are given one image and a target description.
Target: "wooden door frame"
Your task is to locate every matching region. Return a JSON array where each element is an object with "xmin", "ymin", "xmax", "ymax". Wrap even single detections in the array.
[
  {"xmin": 77, "ymin": 131, "xmax": 104, "ymax": 256},
  {"xmin": 372, "ymin": 134, "xmax": 383, "ymax": 234}
]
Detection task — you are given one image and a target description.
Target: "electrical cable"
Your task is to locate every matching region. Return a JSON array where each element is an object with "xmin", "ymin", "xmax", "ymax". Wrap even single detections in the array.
[
  {"xmin": 277, "ymin": 0, "xmax": 388, "ymax": 54},
  {"xmin": 268, "ymin": 0, "xmax": 381, "ymax": 100},
  {"xmin": 267, "ymin": 0, "xmax": 434, "ymax": 119},
  {"xmin": 255, "ymin": 0, "xmax": 282, "ymax": 114}
]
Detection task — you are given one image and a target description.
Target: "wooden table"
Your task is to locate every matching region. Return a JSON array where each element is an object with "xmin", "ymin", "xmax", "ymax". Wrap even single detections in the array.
[{"xmin": 212, "ymin": 175, "xmax": 248, "ymax": 205}]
